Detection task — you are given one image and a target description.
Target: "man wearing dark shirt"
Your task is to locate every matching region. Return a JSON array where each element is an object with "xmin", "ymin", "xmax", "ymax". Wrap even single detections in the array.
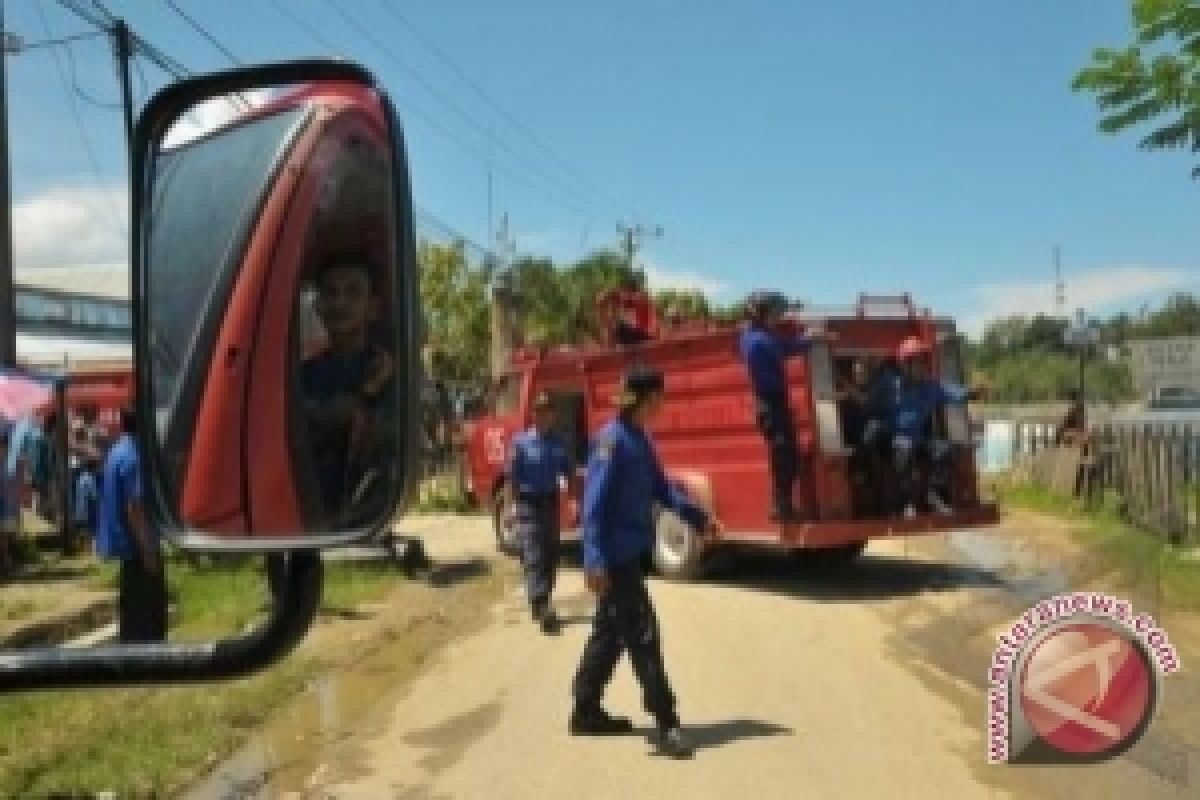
[
  {"xmin": 506, "ymin": 391, "xmax": 572, "ymax": 633},
  {"xmin": 737, "ymin": 291, "xmax": 825, "ymax": 521},
  {"xmin": 97, "ymin": 406, "xmax": 165, "ymax": 643},
  {"xmin": 301, "ymin": 253, "xmax": 395, "ymax": 525},
  {"xmin": 571, "ymin": 366, "xmax": 718, "ymax": 759}
]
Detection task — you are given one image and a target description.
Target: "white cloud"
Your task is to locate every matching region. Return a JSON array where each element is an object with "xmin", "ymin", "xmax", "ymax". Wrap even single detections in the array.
[
  {"xmin": 960, "ymin": 265, "xmax": 1198, "ymax": 337},
  {"xmin": 641, "ymin": 260, "xmax": 730, "ymax": 298},
  {"xmin": 13, "ymin": 184, "xmax": 128, "ymax": 269}
]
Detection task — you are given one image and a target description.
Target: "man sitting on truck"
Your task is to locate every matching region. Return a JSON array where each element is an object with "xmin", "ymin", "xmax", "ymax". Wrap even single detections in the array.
[
  {"xmin": 888, "ymin": 336, "xmax": 982, "ymax": 518},
  {"xmin": 599, "ymin": 275, "xmax": 656, "ymax": 347},
  {"xmin": 738, "ymin": 290, "xmax": 826, "ymax": 522}
]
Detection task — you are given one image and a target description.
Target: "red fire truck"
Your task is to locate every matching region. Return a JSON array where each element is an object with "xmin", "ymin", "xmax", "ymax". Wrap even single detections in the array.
[{"xmin": 462, "ymin": 293, "xmax": 997, "ymax": 579}]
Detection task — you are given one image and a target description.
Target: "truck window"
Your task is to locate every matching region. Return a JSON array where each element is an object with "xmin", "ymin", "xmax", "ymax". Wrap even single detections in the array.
[{"xmin": 147, "ymin": 106, "xmax": 310, "ymax": 484}]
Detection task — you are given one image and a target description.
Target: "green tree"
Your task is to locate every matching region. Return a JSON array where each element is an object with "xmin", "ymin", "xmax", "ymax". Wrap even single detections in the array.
[
  {"xmin": 418, "ymin": 240, "xmax": 492, "ymax": 382},
  {"xmin": 653, "ymin": 288, "xmax": 712, "ymax": 321},
  {"xmin": 1072, "ymin": 0, "xmax": 1200, "ymax": 177}
]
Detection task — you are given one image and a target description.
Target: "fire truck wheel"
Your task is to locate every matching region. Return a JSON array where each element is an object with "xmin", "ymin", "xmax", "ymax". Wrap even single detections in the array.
[
  {"xmin": 653, "ymin": 509, "xmax": 705, "ymax": 581},
  {"xmin": 492, "ymin": 490, "xmax": 521, "ymax": 557}
]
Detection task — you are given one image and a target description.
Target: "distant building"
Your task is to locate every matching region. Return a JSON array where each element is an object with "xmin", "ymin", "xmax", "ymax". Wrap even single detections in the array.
[
  {"xmin": 14, "ymin": 265, "xmax": 131, "ymax": 373},
  {"xmin": 1126, "ymin": 336, "xmax": 1200, "ymax": 408}
]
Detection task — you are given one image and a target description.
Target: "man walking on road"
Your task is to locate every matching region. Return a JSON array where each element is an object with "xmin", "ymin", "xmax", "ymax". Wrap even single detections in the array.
[
  {"xmin": 570, "ymin": 365, "xmax": 719, "ymax": 759},
  {"xmin": 97, "ymin": 406, "xmax": 166, "ymax": 643},
  {"xmin": 506, "ymin": 391, "xmax": 572, "ymax": 634}
]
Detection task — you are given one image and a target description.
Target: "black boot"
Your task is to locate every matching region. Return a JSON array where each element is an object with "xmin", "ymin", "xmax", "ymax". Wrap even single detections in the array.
[
  {"xmin": 769, "ymin": 502, "xmax": 800, "ymax": 523},
  {"xmin": 569, "ymin": 706, "xmax": 634, "ymax": 736},
  {"xmin": 652, "ymin": 725, "xmax": 694, "ymax": 759},
  {"xmin": 539, "ymin": 608, "xmax": 561, "ymax": 635}
]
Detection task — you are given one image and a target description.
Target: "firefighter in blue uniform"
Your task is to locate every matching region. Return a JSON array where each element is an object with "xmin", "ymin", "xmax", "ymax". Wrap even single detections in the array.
[
  {"xmin": 738, "ymin": 291, "xmax": 824, "ymax": 521},
  {"xmin": 888, "ymin": 336, "xmax": 982, "ymax": 518},
  {"xmin": 507, "ymin": 391, "xmax": 572, "ymax": 634},
  {"xmin": 570, "ymin": 365, "xmax": 719, "ymax": 759}
]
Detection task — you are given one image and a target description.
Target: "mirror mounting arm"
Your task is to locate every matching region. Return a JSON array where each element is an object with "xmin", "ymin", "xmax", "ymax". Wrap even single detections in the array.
[{"xmin": 0, "ymin": 552, "xmax": 321, "ymax": 691}]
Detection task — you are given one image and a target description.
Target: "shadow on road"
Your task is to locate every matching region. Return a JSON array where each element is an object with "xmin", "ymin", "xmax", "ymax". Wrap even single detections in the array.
[
  {"xmin": 637, "ymin": 718, "xmax": 793, "ymax": 753},
  {"xmin": 705, "ymin": 551, "xmax": 1006, "ymax": 603},
  {"xmin": 424, "ymin": 557, "xmax": 491, "ymax": 588},
  {"xmin": 554, "ymin": 612, "xmax": 594, "ymax": 628}
]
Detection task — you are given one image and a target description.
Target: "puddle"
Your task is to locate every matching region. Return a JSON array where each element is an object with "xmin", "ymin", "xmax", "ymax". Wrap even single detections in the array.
[{"xmin": 183, "ymin": 658, "xmax": 410, "ymax": 799}]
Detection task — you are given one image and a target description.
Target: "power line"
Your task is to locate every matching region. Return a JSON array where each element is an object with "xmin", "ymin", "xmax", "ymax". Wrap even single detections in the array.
[
  {"xmin": 9, "ymin": 30, "xmax": 105, "ymax": 51},
  {"xmin": 270, "ymin": 1, "xmax": 601, "ymax": 227},
  {"xmin": 51, "ymin": 0, "xmax": 507, "ymax": 260},
  {"xmin": 163, "ymin": 0, "xmax": 241, "ymax": 65},
  {"xmin": 32, "ymin": 1, "xmax": 126, "ymax": 233},
  {"xmin": 60, "ymin": 38, "xmax": 122, "ymax": 110},
  {"xmin": 379, "ymin": 0, "xmax": 630, "ymax": 217},
  {"xmin": 320, "ymin": 0, "xmax": 604, "ymax": 218}
]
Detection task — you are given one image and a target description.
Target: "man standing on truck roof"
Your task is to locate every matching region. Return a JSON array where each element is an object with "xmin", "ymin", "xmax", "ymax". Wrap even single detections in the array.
[
  {"xmin": 570, "ymin": 365, "xmax": 719, "ymax": 759},
  {"xmin": 889, "ymin": 336, "xmax": 983, "ymax": 518},
  {"xmin": 738, "ymin": 290, "xmax": 827, "ymax": 522},
  {"xmin": 505, "ymin": 391, "xmax": 572, "ymax": 635}
]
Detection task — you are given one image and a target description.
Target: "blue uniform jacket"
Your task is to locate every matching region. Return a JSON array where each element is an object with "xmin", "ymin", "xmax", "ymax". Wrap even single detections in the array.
[
  {"xmin": 97, "ymin": 434, "xmax": 150, "ymax": 560},
  {"xmin": 890, "ymin": 379, "xmax": 971, "ymax": 439},
  {"xmin": 508, "ymin": 427, "xmax": 572, "ymax": 497},
  {"xmin": 738, "ymin": 325, "xmax": 813, "ymax": 397},
  {"xmin": 581, "ymin": 418, "xmax": 709, "ymax": 571}
]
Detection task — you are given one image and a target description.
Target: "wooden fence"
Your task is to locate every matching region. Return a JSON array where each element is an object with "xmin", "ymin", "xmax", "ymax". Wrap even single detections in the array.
[{"xmin": 1015, "ymin": 415, "xmax": 1200, "ymax": 545}]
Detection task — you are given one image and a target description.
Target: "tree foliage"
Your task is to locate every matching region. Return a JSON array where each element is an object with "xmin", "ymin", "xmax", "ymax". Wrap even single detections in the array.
[
  {"xmin": 1072, "ymin": 0, "xmax": 1200, "ymax": 176},
  {"xmin": 969, "ymin": 292, "xmax": 1200, "ymax": 404},
  {"xmin": 418, "ymin": 240, "xmax": 492, "ymax": 383}
]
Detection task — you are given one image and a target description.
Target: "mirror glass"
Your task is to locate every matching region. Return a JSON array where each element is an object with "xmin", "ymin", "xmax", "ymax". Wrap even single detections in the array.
[{"xmin": 142, "ymin": 80, "xmax": 408, "ymax": 545}]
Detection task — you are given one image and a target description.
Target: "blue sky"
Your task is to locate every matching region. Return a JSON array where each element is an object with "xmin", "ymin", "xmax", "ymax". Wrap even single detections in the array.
[{"xmin": 6, "ymin": 0, "xmax": 1199, "ymax": 335}]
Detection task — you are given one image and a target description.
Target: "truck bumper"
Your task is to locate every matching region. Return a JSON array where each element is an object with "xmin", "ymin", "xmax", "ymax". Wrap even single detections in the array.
[{"xmin": 779, "ymin": 503, "xmax": 1001, "ymax": 549}]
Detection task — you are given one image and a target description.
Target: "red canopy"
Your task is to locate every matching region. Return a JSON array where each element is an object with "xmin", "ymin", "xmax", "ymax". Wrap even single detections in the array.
[{"xmin": 0, "ymin": 371, "xmax": 55, "ymax": 422}]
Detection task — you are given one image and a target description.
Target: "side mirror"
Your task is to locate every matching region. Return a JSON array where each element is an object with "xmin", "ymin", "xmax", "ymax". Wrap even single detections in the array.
[
  {"xmin": 142, "ymin": 66, "xmax": 417, "ymax": 547},
  {"xmin": 0, "ymin": 60, "xmax": 419, "ymax": 690}
]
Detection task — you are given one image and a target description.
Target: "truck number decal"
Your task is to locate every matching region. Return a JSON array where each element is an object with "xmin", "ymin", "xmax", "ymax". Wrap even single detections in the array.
[{"xmin": 485, "ymin": 427, "xmax": 507, "ymax": 465}]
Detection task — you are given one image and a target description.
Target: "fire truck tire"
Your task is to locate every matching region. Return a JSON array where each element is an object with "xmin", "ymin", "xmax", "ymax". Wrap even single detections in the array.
[
  {"xmin": 492, "ymin": 490, "xmax": 521, "ymax": 558},
  {"xmin": 653, "ymin": 509, "xmax": 705, "ymax": 580}
]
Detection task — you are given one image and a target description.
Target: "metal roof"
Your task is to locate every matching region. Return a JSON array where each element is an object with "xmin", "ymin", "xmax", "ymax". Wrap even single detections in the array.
[{"xmin": 14, "ymin": 265, "xmax": 129, "ymax": 302}]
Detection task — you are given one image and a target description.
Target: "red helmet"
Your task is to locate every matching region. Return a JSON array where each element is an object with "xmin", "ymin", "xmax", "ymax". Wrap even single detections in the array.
[{"xmin": 896, "ymin": 336, "xmax": 929, "ymax": 360}]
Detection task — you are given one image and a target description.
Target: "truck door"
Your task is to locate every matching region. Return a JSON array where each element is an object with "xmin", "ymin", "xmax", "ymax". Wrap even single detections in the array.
[
  {"xmin": 935, "ymin": 323, "xmax": 978, "ymax": 506},
  {"xmin": 806, "ymin": 338, "xmax": 853, "ymax": 521}
]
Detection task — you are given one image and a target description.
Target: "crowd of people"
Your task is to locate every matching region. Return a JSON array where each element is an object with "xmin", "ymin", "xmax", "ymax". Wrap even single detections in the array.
[{"xmin": 0, "ymin": 404, "xmax": 112, "ymax": 571}]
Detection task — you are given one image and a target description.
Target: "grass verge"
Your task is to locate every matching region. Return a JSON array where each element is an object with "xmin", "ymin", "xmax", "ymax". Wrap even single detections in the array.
[
  {"xmin": 997, "ymin": 482, "xmax": 1200, "ymax": 611},
  {"xmin": 0, "ymin": 555, "xmax": 400, "ymax": 797}
]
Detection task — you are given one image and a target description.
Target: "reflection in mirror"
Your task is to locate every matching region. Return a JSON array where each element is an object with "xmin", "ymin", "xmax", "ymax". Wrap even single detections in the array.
[{"xmin": 144, "ymin": 81, "xmax": 402, "ymax": 542}]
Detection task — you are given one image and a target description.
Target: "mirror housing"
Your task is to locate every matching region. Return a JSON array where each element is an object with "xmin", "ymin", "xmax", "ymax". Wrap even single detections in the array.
[{"xmin": 134, "ymin": 60, "xmax": 419, "ymax": 550}]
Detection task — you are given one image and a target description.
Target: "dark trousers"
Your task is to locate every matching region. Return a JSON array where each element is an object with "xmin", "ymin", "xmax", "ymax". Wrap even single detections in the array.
[
  {"xmin": 572, "ymin": 561, "xmax": 678, "ymax": 728},
  {"xmin": 754, "ymin": 392, "xmax": 799, "ymax": 514},
  {"xmin": 891, "ymin": 435, "xmax": 953, "ymax": 509},
  {"xmin": 516, "ymin": 495, "xmax": 560, "ymax": 612},
  {"xmin": 613, "ymin": 321, "xmax": 651, "ymax": 347},
  {"xmin": 119, "ymin": 552, "xmax": 167, "ymax": 643}
]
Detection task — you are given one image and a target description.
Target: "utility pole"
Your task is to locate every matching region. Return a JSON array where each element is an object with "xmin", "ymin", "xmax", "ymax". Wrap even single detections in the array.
[
  {"xmin": 617, "ymin": 222, "xmax": 663, "ymax": 281},
  {"xmin": 489, "ymin": 213, "xmax": 519, "ymax": 378},
  {"xmin": 112, "ymin": 20, "xmax": 135, "ymax": 152},
  {"xmin": 0, "ymin": 1, "xmax": 16, "ymax": 368}
]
